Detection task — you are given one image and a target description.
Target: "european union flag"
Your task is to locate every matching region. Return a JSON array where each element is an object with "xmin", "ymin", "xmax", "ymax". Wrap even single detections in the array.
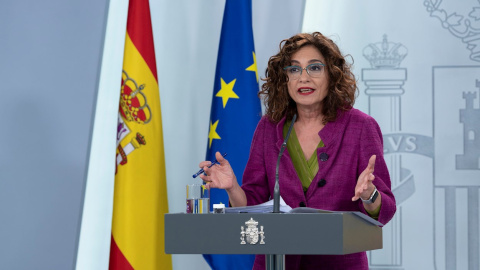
[{"xmin": 203, "ymin": 0, "xmax": 261, "ymax": 269}]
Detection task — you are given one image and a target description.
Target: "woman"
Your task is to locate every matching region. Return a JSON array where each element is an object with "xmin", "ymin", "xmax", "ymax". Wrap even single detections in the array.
[{"xmin": 199, "ymin": 32, "xmax": 396, "ymax": 270}]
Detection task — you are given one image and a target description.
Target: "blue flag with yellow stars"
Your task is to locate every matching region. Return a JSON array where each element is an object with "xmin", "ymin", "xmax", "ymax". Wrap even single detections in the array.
[{"xmin": 203, "ymin": 0, "xmax": 261, "ymax": 269}]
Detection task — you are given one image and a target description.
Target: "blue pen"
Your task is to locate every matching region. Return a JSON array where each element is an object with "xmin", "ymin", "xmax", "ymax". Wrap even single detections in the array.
[{"xmin": 192, "ymin": 153, "xmax": 227, "ymax": 178}]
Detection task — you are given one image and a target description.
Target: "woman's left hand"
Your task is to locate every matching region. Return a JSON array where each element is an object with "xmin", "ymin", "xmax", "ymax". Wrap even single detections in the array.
[{"xmin": 352, "ymin": 155, "xmax": 376, "ymax": 201}]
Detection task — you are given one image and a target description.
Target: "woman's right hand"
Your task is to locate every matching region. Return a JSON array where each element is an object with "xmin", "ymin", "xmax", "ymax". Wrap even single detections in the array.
[{"xmin": 198, "ymin": 151, "xmax": 237, "ymax": 191}]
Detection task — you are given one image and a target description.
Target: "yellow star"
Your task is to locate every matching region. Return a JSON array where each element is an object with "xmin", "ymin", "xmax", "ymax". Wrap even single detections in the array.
[
  {"xmin": 208, "ymin": 120, "xmax": 221, "ymax": 148},
  {"xmin": 245, "ymin": 51, "xmax": 258, "ymax": 83},
  {"xmin": 216, "ymin": 78, "xmax": 239, "ymax": 108}
]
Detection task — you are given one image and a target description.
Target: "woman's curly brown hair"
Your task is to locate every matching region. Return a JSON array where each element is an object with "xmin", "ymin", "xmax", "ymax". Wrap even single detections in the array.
[{"xmin": 259, "ymin": 32, "xmax": 358, "ymax": 123}]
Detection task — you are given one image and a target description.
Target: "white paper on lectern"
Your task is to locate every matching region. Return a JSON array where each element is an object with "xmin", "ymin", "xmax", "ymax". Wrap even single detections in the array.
[{"xmin": 224, "ymin": 196, "xmax": 292, "ymax": 213}]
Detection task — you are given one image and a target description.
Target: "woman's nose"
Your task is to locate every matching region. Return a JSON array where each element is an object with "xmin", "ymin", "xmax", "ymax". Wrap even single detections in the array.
[{"xmin": 298, "ymin": 68, "xmax": 310, "ymax": 82}]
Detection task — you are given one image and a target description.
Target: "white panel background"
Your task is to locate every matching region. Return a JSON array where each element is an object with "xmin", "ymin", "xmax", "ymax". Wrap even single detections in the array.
[{"xmin": 303, "ymin": 0, "xmax": 480, "ymax": 269}]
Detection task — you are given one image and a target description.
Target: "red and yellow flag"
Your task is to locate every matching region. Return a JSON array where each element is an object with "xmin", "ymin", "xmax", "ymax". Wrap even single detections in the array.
[{"xmin": 110, "ymin": 0, "xmax": 171, "ymax": 269}]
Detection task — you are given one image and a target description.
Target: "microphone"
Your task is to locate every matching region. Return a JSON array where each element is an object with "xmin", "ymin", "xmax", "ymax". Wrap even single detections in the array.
[{"xmin": 273, "ymin": 114, "xmax": 297, "ymax": 213}]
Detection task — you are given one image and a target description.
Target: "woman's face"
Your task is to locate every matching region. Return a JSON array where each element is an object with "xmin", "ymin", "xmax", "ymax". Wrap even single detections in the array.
[{"xmin": 286, "ymin": 45, "xmax": 329, "ymax": 112}]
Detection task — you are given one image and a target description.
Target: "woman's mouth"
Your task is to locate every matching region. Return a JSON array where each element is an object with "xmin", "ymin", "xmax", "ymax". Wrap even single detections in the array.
[{"xmin": 298, "ymin": 87, "xmax": 315, "ymax": 94}]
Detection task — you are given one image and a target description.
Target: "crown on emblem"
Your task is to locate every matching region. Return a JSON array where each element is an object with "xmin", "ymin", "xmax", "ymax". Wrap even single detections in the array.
[
  {"xmin": 120, "ymin": 70, "xmax": 152, "ymax": 124},
  {"xmin": 245, "ymin": 218, "xmax": 258, "ymax": 227},
  {"xmin": 363, "ymin": 35, "xmax": 407, "ymax": 69}
]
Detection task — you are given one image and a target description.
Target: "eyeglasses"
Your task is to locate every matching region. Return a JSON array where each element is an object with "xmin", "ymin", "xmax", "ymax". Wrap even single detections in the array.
[{"xmin": 283, "ymin": 63, "xmax": 325, "ymax": 80}]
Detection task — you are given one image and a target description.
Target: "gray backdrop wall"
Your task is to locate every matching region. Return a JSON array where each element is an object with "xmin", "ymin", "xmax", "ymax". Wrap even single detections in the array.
[{"xmin": 0, "ymin": 1, "xmax": 108, "ymax": 269}]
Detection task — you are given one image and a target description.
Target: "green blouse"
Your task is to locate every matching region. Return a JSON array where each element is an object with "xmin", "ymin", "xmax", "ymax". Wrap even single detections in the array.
[
  {"xmin": 283, "ymin": 120, "xmax": 323, "ymax": 193},
  {"xmin": 283, "ymin": 120, "xmax": 381, "ymax": 219}
]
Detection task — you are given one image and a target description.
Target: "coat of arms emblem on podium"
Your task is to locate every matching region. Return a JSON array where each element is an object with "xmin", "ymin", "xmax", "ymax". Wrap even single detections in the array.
[{"xmin": 240, "ymin": 218, "xmax": 265, "ymax": 245}]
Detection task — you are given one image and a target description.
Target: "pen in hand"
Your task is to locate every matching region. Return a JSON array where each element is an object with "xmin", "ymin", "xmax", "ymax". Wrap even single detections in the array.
[{"xmin": 192, "ymin": 153, "xmax": 227, "ymax": 178}]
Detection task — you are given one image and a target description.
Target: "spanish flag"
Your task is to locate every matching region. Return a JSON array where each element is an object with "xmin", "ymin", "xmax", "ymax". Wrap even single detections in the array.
[{"xmin": 110, "ymin": 0, "xmax": 171, "ymax": 269}]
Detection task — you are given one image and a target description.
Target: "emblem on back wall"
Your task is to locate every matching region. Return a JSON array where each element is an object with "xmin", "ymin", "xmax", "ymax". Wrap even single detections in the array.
[
  {"xmin": 362, "ymin": 35, "xmax": 434, "ymax": 270},
  {"xmin": 240, "ymin": 218, "xmax": 265, "ymax": 245},
  {"xmin": 433, "ymin": 66, "xmax": 480, "ymax": 270},
  {"xmin": 425, "ymin": 2, "xmax": 480, "ymax": 268},
  {"xmin": 425, "ymin": 0, "xmax": 480, "ymax": 62},
  {"xmin": 456, "ymin": 82, "xmax": 480, "ymax": 170}
]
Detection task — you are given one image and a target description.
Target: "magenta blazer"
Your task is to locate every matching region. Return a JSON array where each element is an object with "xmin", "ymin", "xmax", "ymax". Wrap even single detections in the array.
[{"xmin": 241, "ymin": 108, "xmax": 396, "ymax": 270}]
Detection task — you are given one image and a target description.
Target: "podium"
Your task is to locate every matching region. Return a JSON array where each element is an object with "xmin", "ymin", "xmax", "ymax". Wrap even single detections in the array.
[{"xmin": 165, "ymin": 211, "xmax": 382, "ymax": 269}]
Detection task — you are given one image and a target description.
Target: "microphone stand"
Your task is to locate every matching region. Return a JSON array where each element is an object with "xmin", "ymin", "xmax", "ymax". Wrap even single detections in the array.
[
  {"xmin": 267, "ymin": 114, "xmax": 296, "ymax": 270},
  {"xmin": 273, "ymin": 114, "xmax": 296, "ymax": 213}
]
